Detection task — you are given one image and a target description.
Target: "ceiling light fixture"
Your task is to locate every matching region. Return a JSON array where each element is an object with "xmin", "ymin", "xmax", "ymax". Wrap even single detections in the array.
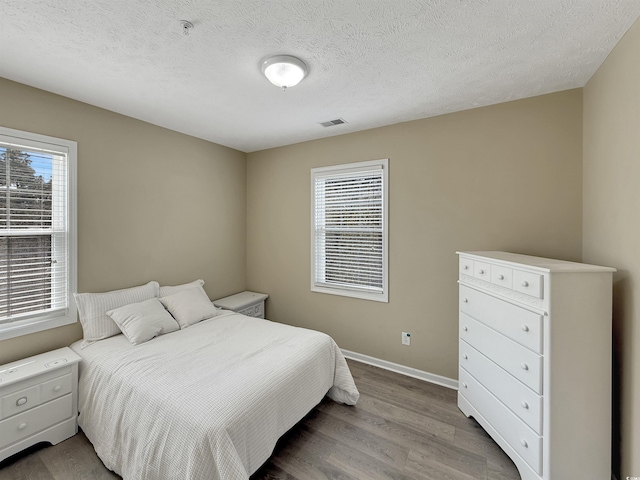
[{"xmin": 261, "ymin": 55, "xmax": 308, "ymax": 90}]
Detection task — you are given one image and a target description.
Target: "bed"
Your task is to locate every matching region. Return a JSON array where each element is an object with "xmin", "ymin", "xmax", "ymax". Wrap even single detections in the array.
[{"xmin": 70, "ymin": 309, "xmax": 359, "ymax": 480}]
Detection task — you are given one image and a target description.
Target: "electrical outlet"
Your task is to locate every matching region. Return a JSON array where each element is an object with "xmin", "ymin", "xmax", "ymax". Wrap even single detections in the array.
[{"xmin": 402, "ymin": 332, "xmax": 411, "ymax": 346}]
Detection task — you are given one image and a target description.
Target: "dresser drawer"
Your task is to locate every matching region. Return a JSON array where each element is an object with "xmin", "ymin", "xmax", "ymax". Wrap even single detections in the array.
[
  {"xmin": 473, "ymin": 261, "xmax": 491, "ymax": 281},
  {"xmin": 490, "ymin": 265, "xmax": 513, "ymax": 289},
  {"xmin": 0, "ymin": 394, "xmax": 72, "ymax": 450},
  {"xmin": 459, "ymin": 340, "xmax": 542, "ymax": 434},
  {"xmin": 459, "ymin": 257, "xmax": 474, "ymax": 275},
  {"xmin": 460, "ymin": 313, "xmax": 542, "ymax": 393},
  {"xmin": 459, "ymin": 285, "xmax": 543, "ymax": 353},
  {"xmin": 513, "ymin": 270, "xmax": 543, "ymax": 299},
  {"xmin": 459, "ymin": 369, "xmax": 542, "ymax": 474}
]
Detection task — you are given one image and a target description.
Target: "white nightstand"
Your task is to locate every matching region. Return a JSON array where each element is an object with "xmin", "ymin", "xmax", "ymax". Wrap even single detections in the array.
[
  {"xmin": 213, "ymin": 291, "xmax": 269, "ymax": 318},
  {"xmin": 0, "ymin": 347, "xmax": 81, "ymax": 462}
]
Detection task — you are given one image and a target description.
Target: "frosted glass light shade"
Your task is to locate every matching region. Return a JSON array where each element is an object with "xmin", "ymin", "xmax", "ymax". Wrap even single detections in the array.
[{"xmin": 261, "ymin": 55, "xmax": 308, "ymax": 89}]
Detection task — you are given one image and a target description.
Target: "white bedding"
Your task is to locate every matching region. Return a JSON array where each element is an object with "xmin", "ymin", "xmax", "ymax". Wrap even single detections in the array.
[{"xmin": 70, "ymin": 310, "xmax": 359, "ymax": 480}]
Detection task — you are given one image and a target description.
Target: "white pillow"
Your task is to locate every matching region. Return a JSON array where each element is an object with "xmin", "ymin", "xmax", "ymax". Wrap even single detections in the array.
[
  {"xmin": 159, "ymin": 286, "xmax": 218, "ymax": 329},
  {"xmin": 159, "ymin": 279, "xmax": 205, "ymax": 297},
  {"xmin": 107, "ymin": 298, "xmax": 179, "ymax": 345},
  {"xmin": 74, "ymin": 281, "xmax": 160, "ymax": 348}
]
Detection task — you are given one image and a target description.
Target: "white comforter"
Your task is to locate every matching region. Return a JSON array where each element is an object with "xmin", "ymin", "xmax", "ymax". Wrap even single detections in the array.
[{"xmin": 71, "ymin": 311, "xmax": 359, "ymax": 480}]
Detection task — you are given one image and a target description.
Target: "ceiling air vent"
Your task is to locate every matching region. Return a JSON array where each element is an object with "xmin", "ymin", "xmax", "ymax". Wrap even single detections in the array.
[{"xmin": 319, "ymin": 118, "xmax": 347, "ymax": 127}]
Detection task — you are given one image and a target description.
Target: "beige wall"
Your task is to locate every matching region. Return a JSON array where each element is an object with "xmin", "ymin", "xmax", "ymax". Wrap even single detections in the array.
[
  {"xmin": 0, "ymin": 78, "xmax": 247, "ymax": 364},
  {"xmin": 247, "ymin": 90, "xmax": 583, "ymax": 380},
  {"xmin": 583, "ymin": 18, "xmax": 640, "ymax": 480}
]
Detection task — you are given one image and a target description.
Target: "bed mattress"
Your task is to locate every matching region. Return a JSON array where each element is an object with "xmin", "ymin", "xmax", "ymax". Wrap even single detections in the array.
[{"xmin": 70, "ymin": 311, "xmax": 359, "ymax": 480}]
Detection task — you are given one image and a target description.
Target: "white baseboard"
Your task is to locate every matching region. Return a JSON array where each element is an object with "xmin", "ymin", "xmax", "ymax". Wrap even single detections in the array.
[{"xmin": 341, "ymin": 349, "xmax": 458, "ymax": 390}]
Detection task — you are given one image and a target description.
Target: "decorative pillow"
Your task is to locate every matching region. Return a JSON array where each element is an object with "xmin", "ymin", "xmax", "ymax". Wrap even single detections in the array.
[
  {"xmin": 159, "ymin": 286, "xmax": 218, "ymax": 329},
  {"xmin": 107, "ymin": 298, "xmax": 179, "ymax": 345},
  {"xmin": 74, "ymin": 281, "xmax": 160, "ymax": 348},
  {"xmin": 159, "ymin": 279, "xmax": 205, "ymax": 297}
]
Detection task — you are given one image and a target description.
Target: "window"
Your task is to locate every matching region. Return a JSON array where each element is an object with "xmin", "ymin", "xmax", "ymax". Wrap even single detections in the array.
[
  {"xmin": 0, "ymin": 127, "xmax": 77, "ymax": 340},
  {"xmin": 311, "ymin": 159, "xmax": 388, "ymax": 302}
]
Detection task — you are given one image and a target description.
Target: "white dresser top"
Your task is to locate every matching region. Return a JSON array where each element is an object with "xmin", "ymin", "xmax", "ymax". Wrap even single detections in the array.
[
  {"xmin": 457, "ymin": 251, "xmax": 616, "ymax": 273},
  {"xmin": 0, "ymin": 347, "xmax": 80, "ymax": 388}
]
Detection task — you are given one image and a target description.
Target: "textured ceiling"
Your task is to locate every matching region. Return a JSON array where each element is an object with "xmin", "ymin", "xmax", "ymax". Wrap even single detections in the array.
[{"xmin": 1, "ymin": 1, "xmax": 639, "ymax": 153}]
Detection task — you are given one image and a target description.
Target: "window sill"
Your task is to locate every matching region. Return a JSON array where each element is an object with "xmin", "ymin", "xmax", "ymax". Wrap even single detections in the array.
[
  {"xmin": 0, "ymin": 315, "xmax": 76, "ymax": 341},
  {"xmin": 311, "ymin": 285, "xmax": 388, "ymax": 303}
]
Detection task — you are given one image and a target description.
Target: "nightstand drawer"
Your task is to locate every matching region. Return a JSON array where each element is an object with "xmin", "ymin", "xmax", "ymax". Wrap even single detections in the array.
[
  {"xmin": 41, "ymin": 374, "xmax": 73, "ymax": 404},
  {"xmin": 0, "ymin": 394, "xmax": 72, "ymax": 449},
  {"xmin": 1, "ymin": 373, "xmax": 73, "ymax": 420},
  {"xmin": 1, "ymin": 384, "xmax": 41, "ymax": 420},
  {"xmin": 240, "ymin": 303, "xmax": 264, "ymax": 318}
]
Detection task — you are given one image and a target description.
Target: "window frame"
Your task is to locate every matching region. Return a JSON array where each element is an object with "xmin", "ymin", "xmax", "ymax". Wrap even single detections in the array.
[
  {"xmin": 0, "ymin": 126, "xmax": 77, "ymax": 341},
  {"xmin": 310, "ymin": 158, "xmax": 389, "ymax": 303}
]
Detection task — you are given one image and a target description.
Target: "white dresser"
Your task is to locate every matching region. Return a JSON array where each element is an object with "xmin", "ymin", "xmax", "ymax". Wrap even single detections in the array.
[
  {"xmin": 457, "ymin": 251, "xmax": 615, "ymax": 480},
  {"xmin": 0, "ymin": 347, "xmax": 81, "ymax": 462}
]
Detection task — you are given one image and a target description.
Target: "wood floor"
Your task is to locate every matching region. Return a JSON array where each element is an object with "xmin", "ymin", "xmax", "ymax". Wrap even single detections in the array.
[{"xmin": 0, "ymin": 359, "xmax": 521, "ymax": 480}]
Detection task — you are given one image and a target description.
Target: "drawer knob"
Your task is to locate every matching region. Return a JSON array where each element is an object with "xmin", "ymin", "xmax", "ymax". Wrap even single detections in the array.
[
  {"xmin": 498, "ymin": 274, "xmax": 504, "ymax": 280},
  {"xmin": 463, "ymin": 298, "xmax": 468, "ymax": 303},
  {"xmin": 18, "ymin": 423, "xmax": 27, "ymax": 431},
  {"xmin": 520, "ymin": 439, "xmax": 528, "ymax": 448},
  {"xmin": 16, "ymin": 396, "xmax": 28, "ymax": 407},
  {"xmin": 463, "ymin": 265, "xmax": 469, "ymax": 270},
  {"xmin": 462, "ymin": 353, "xmax": 468, "ymax": 360},
  {"xmin": 54, "ymin": 385, "xmax": 62, "ymax": 392},
  {"xmin": 462, "ymin": 325, "xmax": 468, "ymax": 332},
  {"xmin": 521, "ymin": 363, "xmax": 529, "ymax": 371},
  {"xmin": 462, "ymin": 382, "xmax": 468, "ymax": 389},
  {"xmin": 521, "ymin": 280, "xmax": 529, "ymax": 287},
  {"xmin": 521, "ymin": 401, "xmax": 530, "ymax": 409},
  {"xmin": 521, "ymin": 324, "xmax": 529, "ymax": 332},
  {"xmin": 479, "ymin": 269, "xmax": 485, "ymax": 274}
]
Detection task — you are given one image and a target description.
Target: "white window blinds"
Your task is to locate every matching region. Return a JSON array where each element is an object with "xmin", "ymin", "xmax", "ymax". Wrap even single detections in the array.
[
  {"xmin": 311, "ymin": 159, "xmax": 388, "ymax": 302},
  {"xmin": 0, "ymin": 127, "xmax": 77, "ymax": 339}
]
